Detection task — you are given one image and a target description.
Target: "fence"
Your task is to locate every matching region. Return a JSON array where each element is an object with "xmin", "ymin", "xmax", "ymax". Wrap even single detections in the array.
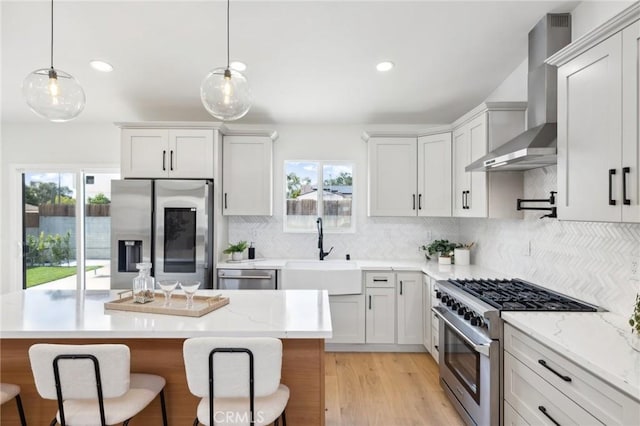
[
  {"xmin": 286, "ymin": 199, "xmax": 352, "ymax": 216},
  {"xmin": 38, "ymin": 204, "xmax": 110, "ymax": 217}
]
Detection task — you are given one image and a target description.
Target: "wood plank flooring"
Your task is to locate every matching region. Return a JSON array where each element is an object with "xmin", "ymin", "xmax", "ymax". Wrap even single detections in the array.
[{"xmin": 325, "ymin": 352, "xmax": 465, "ymax": 426}]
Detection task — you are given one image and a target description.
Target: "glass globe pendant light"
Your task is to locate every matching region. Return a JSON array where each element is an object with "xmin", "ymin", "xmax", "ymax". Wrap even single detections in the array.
[
  {"xmin": 22, "ymin": 0, "xmax": 85, "ymax": 122},
  {"xmin": 200, "ymin": 0, "xmax": 251, "ymax": 121}
]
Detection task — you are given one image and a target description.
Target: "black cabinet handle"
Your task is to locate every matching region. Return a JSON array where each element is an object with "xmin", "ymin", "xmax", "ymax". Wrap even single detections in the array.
[
  {"xmin": 418, "ymin": 194, "xmax": 422, "ymax": 210},
  {"xmin": 372, "ymin": 278, "xmax": 388, "ymax": 282},
  {"xmin": 162, "ymin": 150, "xmax": 166, "ymax": 171},
  {"xmin": 369, "ymin": 295, "xmax": 372, "ymax": 310},
  {"xmin": 400, "ymin": 281, "xmax": 403, "ymax": 295},
  {"xmin": 412, "ymin": 194, "xmax": 416, "ymax": 210},
  {"xmin": 538, "ymin": 359, "xmax": 572, "ymax": 382},
  {"xmin": 538, "ymin": 406, "xmax": 561, "ymax": 426},
  {"xmin": 623, "ymin": 167, "xmax": 631, "ymax": 206},
  {"xmin": 461, "ymin": 191, "xmax": 466, "ymax": 209},
  {"xmin": 224, "ymin": 193, "xmax": 228, "ymax": 209},
  {"xmin": 434, "ymin": 345, "xmax": 439, "ymax": 351},
  {"xmin": 609, "ymin": 169, "xmax": 617, "ymax": 206},
  {"xmin": 170, "ymin": 150, "xmax": 174, "ymax": 171},
  {"xmin": 462, "ymin": 190, "xmax": 470, "ymax": 209}
]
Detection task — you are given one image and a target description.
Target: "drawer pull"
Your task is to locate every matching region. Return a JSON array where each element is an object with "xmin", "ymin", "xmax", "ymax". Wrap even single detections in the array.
[
  {"xmin": 372, "ymin": 278, "xmax": 388, "ymax": 282},
  {"xmin": 538, "ymin": 359, "xmax": 572, "ymax": 382},
  {"xmin": 538, "ymin": 406, "xmax": 561, "ymax": 426}
]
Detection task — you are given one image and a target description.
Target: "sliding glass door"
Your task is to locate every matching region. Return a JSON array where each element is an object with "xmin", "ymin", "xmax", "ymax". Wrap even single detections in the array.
[{"xmin": 21, "ymin": 170, "xmax": 119, "ymax": 290}]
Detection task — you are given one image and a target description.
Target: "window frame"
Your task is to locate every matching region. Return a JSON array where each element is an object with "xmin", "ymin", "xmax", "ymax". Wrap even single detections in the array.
[{"xmin": 283, "ymin": 160, "xmax": 355, "ymax": 234}]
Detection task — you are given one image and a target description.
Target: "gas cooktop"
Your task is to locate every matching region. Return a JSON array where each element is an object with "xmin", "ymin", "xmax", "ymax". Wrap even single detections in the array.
[{"xmin": 445, "ymin": 278, "xmax": 598, "ymax": 312}]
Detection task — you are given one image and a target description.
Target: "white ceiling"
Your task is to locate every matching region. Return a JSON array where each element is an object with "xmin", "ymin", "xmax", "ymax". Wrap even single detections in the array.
[{"xmin": 1, "ymin": 0, "xmax": 578, "ymax": 125}]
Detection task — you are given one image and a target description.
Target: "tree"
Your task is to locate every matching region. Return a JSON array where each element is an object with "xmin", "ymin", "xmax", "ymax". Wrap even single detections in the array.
[
  {"xmin": 88, "ymin": 193, "xmax": 111, "ymax": 204},
  {"xmin": 24, "ymin": 181, "xmax": 73, "ymax": 205},
  {"xmin": 287, "ymin": 172, "xmax": 302, "ymax": 199},
  {"xmin": 324, "ymin": 172, "xmax": 352, "ymax": 186}
]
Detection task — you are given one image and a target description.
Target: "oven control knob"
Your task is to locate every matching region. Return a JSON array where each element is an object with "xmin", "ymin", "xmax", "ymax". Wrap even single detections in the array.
[
  {"xmin": 446, "ymin": 298, "xmax": 455, "ymax": 307},
  {"xmin": 441, "ymin": 295, "xmax": 449, "ymax": 304},
  {"xmin": 436, "ymin": 291, "xmax": 442, "ymax": 299},
  {"xmin": 464, "ymin": 312, "xmax": 473, "ymax": 320},
  {"xmin": 470, "ymin": 316, "xmax": 480, "ymax": 326},
  {"xmin": 457, "ymin": 306, "xmax": 467, "ymax": 315}
]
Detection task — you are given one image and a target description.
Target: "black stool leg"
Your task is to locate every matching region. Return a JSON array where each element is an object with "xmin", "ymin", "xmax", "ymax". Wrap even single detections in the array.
[
  {"xmin": 49, "ymin": 418, "xmax": 57, "ymax": 426},
  {"xmin": 193, "ymin": 418, "xmax": 199, "ymax": 426},
  {"xmin": 281, "ymin": 410, "xmax": 286, "ymax": 426},
  {"xmin": 15, "ymin": 394, "xmax": 27, "ymax": 426},
  {"xmin": 159, "ymin": 390, "xmax": 168, "ymax": 426}
]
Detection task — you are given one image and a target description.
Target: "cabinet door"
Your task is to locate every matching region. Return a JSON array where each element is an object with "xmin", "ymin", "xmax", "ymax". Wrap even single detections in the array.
[
  {"xmin": 622, "ymin": 21, "xmax": 640, "ymax": 223},
  {"xmin": 222, "ymin": 136, "xmax": 273, "ymax": 215},
  {"xmin": 365, "ymin": 287, "xmax": 395, "ymax": 344},
  {"xmin": 396, "ymin": 272, "xmax": 423, "ymax": 345},
  {"xmin": 327, "ymin": 294, "xmax": 365, "ymax": 344},
  {"xmin": 121, "ymin": 129, "xmax": 169, "ymax": 178},
  {"xmin": 452, "ymin": 126, "xmax": 469, "ymax": 216},
  {"xmin": 557, "ymin": 33, "xmax": 622, "ymax": 221},
  {"xmin": 368, "ymin": 137, "xmax": 418, "ymax": 216},
  {"xmin": 169, "ymin": 129, "xmax": 214, "ymax": 179},
  {"xmin": 467, "ymin": 114, "xmax": 488, "ymax": 217},
  {"xmin": 417, "ymin": 133, "xmax": 452, "ymax": 217}
]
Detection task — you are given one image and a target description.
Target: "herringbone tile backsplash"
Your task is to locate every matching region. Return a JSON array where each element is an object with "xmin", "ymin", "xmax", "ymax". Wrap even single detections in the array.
[{"xmin": 229, "ymin": 166, "xmax": 639, "ymax": 316}]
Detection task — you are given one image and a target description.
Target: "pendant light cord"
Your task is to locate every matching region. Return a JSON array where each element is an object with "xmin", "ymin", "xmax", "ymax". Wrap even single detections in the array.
[
  {"xmin": 50, "ymin": 0, "xmax": 54, "ymax": 69},
  {"xmin": 226, "ymin": 0, "xmax": 230, "ymax": 69}
]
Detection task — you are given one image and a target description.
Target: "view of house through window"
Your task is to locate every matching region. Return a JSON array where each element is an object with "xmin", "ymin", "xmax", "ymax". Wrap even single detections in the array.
[
  {"xmin": 285, "ymin": 161, "xmax": 354, "ymax": 232},
  {"xmin": 22, "ymin": 171, "xmax": 119, "ymax": 290}
]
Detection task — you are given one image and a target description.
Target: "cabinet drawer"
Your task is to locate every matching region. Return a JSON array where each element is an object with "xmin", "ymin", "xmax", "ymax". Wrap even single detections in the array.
[
  {"xmin": 504, "ymin": 400, "xmax": 529, "ymax": 426},
  {"xmin": 504, "ymin": 323, "xmax": 639, "ymax": 425},
  {"xmin": 505, "ymin": 352, "xmax": 603, "ymax": 426},
  {"xmin": 364, "ymin": 272, "xmax": 395, "ymax": 288}
]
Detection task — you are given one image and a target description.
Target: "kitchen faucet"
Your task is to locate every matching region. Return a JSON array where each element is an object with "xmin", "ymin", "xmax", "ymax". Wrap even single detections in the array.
[{"xmin": 316, "ymin": 217, "xmax": 333, "ymax": 260}]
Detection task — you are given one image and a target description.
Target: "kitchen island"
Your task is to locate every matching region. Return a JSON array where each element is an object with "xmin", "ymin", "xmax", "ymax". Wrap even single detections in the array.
[{"xmin": 0, "ymin": 289, "xmax": 331, "ymax": 425}]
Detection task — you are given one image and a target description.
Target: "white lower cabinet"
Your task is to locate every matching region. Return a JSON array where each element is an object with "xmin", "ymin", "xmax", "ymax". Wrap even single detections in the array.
[
  {"xmin": 327, "ymin": 294, "xmax": 365, "ymax": 344},
  {"xmin": 503, "ymin": 400, "xmax": 531, "ymax": 426},
  {"xmin": 422, "ymin": 275, "xmax": 431, "ymax": 350},
  {"xmin": 429, "ymin": 276, "xmax": 439, "ymax": 363},
  {"xmin": 365, "ymin": 287, "xmax": 395, "ymax": 344},
  {"xmin": 396, "ymin": 272, "xmax": 423, "ymax": 344},
  {"xmin": 504, "ymin": 323, "xmax": 639, "ymax": 425}
]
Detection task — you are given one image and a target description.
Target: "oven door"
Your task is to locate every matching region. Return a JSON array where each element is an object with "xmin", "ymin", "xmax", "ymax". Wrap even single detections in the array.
[{"xmin": 433, "ymin": 306, "xmax": 499, "ymax": 426}]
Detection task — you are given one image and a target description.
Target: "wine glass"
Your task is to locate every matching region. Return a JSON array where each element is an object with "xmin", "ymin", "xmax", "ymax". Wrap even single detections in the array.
[
  {"xmin": 180, "ymin": 281, "xmax": 201, "ymax": 309},
  {"xmin": 157, "ymin": 280, "xmax": 179, "ymax": 306}
]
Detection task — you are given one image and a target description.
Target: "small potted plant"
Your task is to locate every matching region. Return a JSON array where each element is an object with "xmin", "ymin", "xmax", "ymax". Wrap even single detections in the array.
[
  {"xmin": 422, "ymin": 240, "xmax": 457, "ymax": 265},
  {"xmin": 223, "ymin": 240, "xmax": 249, "ymax": 261},
  {"xmin": 454, "ymin": 242, "xmax": 474, "ymax": 266},
  {"xmin": 630, "ymin": 294, "xmax": 640, "ymax": 334}
]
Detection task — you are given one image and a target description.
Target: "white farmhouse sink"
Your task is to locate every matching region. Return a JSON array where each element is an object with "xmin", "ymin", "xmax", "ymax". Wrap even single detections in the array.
[{"xmin": 280, "ymin": 260, "xmax": 361, "ymax": 295}]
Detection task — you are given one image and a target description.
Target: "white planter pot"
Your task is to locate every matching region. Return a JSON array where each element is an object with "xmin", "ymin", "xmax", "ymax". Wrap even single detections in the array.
[
  {"xmin": 454, "ymin": 248, "xmax": 470, "ymax": 265},
  {"xmin": 231, "ymin": 252, "xmax": 243, "ymax": 261},
  {"xmin": 438, "ymin": 256, "xmax": 452, "ymax": 265}
]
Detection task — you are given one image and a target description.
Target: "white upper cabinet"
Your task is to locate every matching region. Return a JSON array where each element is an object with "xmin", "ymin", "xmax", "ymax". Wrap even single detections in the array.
[
  {"xmin": 121, "ymin": 128, "xmax": 214, "ymax": 179},
  {"xmin": 368, "ymin": 133, "xmax": 452, "ymax": 217},
  {"xmin": 368, "ymin": 137, "xmax": 418, "ymax": 216},
  {"xmin": 549, "ymin": 6, "xmax": 639, "ymax": 223},
  {"xmin": 451, "ymin": 103, "xmax": 526, "ymax": 219},
  {"xmin": 418, "ymin": 133, "xmax": 452, "ymax": 217},
  {"xmin": 453, "ymin": 114, "xmax": 488, "ymax": 217},
  {"xmin": 222, "ymin": 135, "xmax": 273, "ymax": 216}
]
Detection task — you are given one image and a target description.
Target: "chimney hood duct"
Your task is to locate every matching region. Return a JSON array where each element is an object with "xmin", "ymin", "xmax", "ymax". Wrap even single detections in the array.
[{"xmin": 466, "ymin": 13, "xmax": 571, "ymax": 172}]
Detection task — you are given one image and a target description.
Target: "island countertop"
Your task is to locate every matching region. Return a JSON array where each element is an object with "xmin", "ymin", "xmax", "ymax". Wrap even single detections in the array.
[{"xmin": 0, "ymin": 289, "xmax": 332, "ymax": 339}]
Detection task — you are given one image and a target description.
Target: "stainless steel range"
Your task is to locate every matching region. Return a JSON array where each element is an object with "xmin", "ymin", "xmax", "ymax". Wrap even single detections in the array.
[{"xmin": 432, "ymin": 278, "xmax": 599, "ymax": 426}]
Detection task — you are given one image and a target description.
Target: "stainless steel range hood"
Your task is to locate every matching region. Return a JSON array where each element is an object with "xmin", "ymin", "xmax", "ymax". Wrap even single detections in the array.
[{"xmin": 466, "ymin": 14, "xmax": 571, "ymax": 172}]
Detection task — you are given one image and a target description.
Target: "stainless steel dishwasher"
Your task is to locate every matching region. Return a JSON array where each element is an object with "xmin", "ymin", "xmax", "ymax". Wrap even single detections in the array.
[{"xmin": 217, "ymin": 269, "xmax": 277, "ymax": 290}]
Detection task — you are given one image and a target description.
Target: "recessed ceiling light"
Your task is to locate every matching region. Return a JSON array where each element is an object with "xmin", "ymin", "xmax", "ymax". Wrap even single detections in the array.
[
  {"xmin": 89, "ymin": 60, "xmax": 114, "ymax": 72},
  {"xmin": 376, "ymin": 61, "xmax": 394, "ymax": 72},
  {"xmin": 230, "ymin": 61, "xmax": 247, "ymax": 72}
]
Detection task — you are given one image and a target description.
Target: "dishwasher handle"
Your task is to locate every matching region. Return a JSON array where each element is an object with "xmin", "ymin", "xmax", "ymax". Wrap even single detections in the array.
[{"xmin": 218, "ymin": 273, "xmax": 273, "ymax": 280}]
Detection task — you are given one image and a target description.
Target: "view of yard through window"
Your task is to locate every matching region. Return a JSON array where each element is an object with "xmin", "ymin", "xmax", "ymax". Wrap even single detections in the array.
[
  {"xmin": 285, "ymin": 161, "xmax": 354, "ymax": 232},
  {"xmin": 23, "ymin": 171, "xmax": 119, "ymax": 289}
]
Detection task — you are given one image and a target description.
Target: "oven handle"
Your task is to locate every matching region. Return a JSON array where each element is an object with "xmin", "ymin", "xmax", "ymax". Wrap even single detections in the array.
[{"xmin": 432, "ymin": 306, "xmax": 491, "ymax": 357}]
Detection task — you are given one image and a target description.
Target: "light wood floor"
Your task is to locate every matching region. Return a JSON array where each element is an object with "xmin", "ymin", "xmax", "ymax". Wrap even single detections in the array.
[{"xmin": 325, "ymin": 352, "xmax": 465, "ymax": 426}]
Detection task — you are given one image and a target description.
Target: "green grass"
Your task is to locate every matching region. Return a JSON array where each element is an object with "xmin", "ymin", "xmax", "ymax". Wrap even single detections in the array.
[{"xmin": 26, "ymin": 265, "xmax": 101, "ymax": 288}]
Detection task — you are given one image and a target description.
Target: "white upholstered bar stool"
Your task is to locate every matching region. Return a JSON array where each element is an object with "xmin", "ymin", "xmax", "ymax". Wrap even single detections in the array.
[
  {"xmin": 0, "ymin": 383, "xmax": 27, "ymax": 425},
  {"xmin": 183, "ymin": 337, "xmax": 289, "ymax": 426},
  {"xmin": 28, "ymin": 343, "xmax": 167, "ymax": 426}
]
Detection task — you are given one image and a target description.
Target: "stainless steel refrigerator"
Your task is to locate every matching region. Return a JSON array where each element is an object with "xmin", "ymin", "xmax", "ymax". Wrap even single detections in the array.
[{"xmin": 110, "ymin": 180, "xmax": 214, "ymax": 289}]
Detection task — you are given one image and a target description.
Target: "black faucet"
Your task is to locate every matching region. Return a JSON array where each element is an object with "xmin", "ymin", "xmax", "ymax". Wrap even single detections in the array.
[{"xmin": 316, "ymin": 217, "xmax": 333, "ymax": 260}]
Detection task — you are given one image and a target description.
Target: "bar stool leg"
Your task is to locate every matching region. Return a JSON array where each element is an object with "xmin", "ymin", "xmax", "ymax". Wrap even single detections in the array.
[{"xmin": 15, "ymin": 394, "xmax": 27, "ymax": 426}]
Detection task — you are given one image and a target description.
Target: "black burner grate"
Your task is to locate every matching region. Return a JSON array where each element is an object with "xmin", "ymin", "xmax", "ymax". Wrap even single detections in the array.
[{"xmin": 447, "ymin": 278, "xmax": 597, "ymax": 312}]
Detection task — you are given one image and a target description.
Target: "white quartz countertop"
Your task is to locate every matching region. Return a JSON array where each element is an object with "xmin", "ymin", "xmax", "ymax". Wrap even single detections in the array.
[
  {"xmin": 502, "ymin": 311, "xmax": 640, "ymax": 401},
  {"xmin": 217, "ymin": 258, "xmax": 502, "ymax": 280},
  {"xmin": 0, "ymin": 289, "xmax": 332, "ymax": 339}
]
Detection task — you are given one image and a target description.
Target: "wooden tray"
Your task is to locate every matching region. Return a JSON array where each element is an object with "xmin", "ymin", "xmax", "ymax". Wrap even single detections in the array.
[{"xmin": 104, "ymin": 291, "xmax": 229, "ymax": 317}]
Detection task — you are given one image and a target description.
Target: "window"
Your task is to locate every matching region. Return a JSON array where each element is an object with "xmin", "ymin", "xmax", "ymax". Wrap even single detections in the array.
[{"xmin": 284, "ymin": 161, "xmax": 354, "ymax": 232}]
